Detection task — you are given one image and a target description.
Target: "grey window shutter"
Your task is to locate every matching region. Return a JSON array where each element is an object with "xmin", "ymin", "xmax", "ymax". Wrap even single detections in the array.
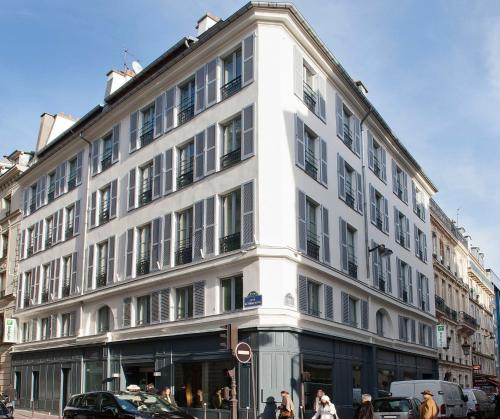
[
  {"xmin": 160, "ymin": 288, "xmax": 170, "ymax": 322},
  {"xmin": 195, "ymin": 65, "xmax": 206, "ymax": 113},
  {"xmin": 418, "ymin": 323, "xmax": 424, "ymax": 345},
  {"xmin": 411, "ymin": 319, "xmax": 416, "ymax": 343},
  {"xmin": 414, "ymin": 225, "xmax": 419, "ymax": 258},
  {"xmin": 35, "ymin": 179, "xmax": 41, "ymax": 209},
  {"xmin": 367, "ymin": 131, "xmax": 374, "ymax": 170},
  {"xmin": 293, "ymin": 45, "xmax": 303, "ymax": 98},
  {"xmin": 416, "ymin": 271, "xmax": 423, "ymax": 308},
  {"xmin": 369, "ymin": 185, "xmax": 376, "ymax": 224},
  {"xmin": 194, "ymin": 130, "xmax": 205, "ymax": 181},
  {"xmin": 339, "ymin": 218, "xmax": 348, "ymax": 271},
  {"xmin": 405, "ymin": 217, "xmax": 410, "ymax": 249},
  {"xmin": 20, "ymin": 229, "xmax": 25, "ymax": 259},
  {"xmin": 386, "ymin": 256, "xmax": 392, "ymax": 293},
  {"xmin": 298, "ymin": 275, "xmax": 308, "ymax": 313},
  {"xmin": 205, "ymin": 124, "xmax": 216, "ymax": 174},
  {"xmin": 87, "ymin": 244, "xmax": 94, "ymax": 290},
  {"xmin": 151, "ymin": 291, "xmax": 160, "ymax": 323},
  {"xmin": 319, "ymin": 138, "xmax": 327, "ymax": 186},
  {"xmin": 335, "ymin": 94, "xmax": 344, "ymax": 139},
  {"xmin": 53, "ymin": 259, "xmax": 60, "ymax": 299},
  {"xmin": 205, "ymin": 197, "xmax": 215, "ymax": 255},
  {"xmin": 341, "ymin": 292, "xmax": 349, "ymax": 324},
  {"xmin": 321, "ymin": 206, "xmax": 330, "ymax": 264},
  {"xmin": 242, "ymin": 34, "xmax": 254, "ymax": 86},
  {"xmin": 162, "ymin": 213, "xmax": 171, "ymax": 268},
  {"xmin": 402, "ymin": 171, "xmax": 408, "ymax": 203},
  {"xmin": 50, "ymin": 315, "xmax": 57, "ymax": 338},
  {"xmin": 397, "ymin": 258, "xmax": 403, "ymax": 298},
  {"xmin": 337, "ymin": 153, "xmax": 346, "ymax": 200},
  {"xmin": 317, "ymin": 76, "xmax": 326, "ymax": 121},
  {"xmin": 194, "ymin": 281, "xmax": 205, "ymax": 317},
  {"xmin": 112, "ymin": 123, "xmax": 120, "ymax": 163},
  {"xmin": 90, "ymin": 191, "xmax": 97, "ymax": 228},
  {"xmin": 91, "ymin": 140, "xmax": 99, "ymax": 175},
  {"xmin": 23, "ymin": 189, "xmax": 29, "ymax": 215},
  {"xmin": 70, "ymin": 252, "xmax": 78, "ymax": 295},
  {"xmin": 297, "ymin": 190, "xmax": 306, "ymax": 253},
  {"xmin": 123, "ymin": 297, "xmax": 131, "ymax": 328},
  {"xmin": 154, "ymin": 93, "xmax": 164, "ymax": 137},
  {"xmin": 58, "ymin": 162, "xmax": 66, "ymax": 196},
  {"xmin": 74, "ymin": 200, "xmax": 80, "ymax": 234},
  {"xmin": 206, "ymin": 59, "xmax": 217, "ymax": 106},
  {"xmin": 295, "ymin": 115, "xmax": 305, "ymax": 169},
  {"xmin": 153, "ymin": 153, "xmax": 163, "ymax": 199},
  {"xmin": 57, "ymin": 209, "xmax": 63, "ymax": 242},
  {"xmin": 151, "ymin": 217, "xmax": 162, "ymax": 271},
  {"xmin": 193, "ymin": 200, "xmax": 204, "ymax": 261},
  {"xmin": 383, "ymin": 197, "xmax": 389, "ymax": 233},
  {"xmin": 394, "ymin": 207, "xmax": 400, "ymax": 243},
  {"xmin": 110, "ymin": 179, "xmax": 118, "ymax": 218},
  {"xmin": 353, "ymin": 116, "xmax": 361, "ymax": 156},
  {"xmin": 164, "ymin": 148, "xmax": 173, "ymax": 195},
  {"xmin": 422, "ymin": 233, "xmax": 427, "ymax": 262},
  {"xmin": 427, "ymin": 325, "xmax": 433, "ymax": 347},
  {"xmin": 241, "ymin": 181, "xmax": 254, "ymax": 247},
  {"xmin": 165, "ymin": 87, "xmax": 176, "ymax": 131},
  {"xmin": 356, "ymin": 171, "xmax": 363, "ymax": 213},
  {"xmin": 408, "ymin": 265, "xmax": 413, "ymax": 303},
  {"xmin": 361, "ymin": 300, "xmax": 368, "ymax": 330},
  {"xmin": 392, "ymin": 160, "xmax": 398, "ymax": 195},
  {"xmin": 412, "ymin": 181, "xmax": 417, "ymax": 211},
  {"xmin": 33, "ymin": 222, "xmax": 38, "ymax": 252},
  {"xmin": 398, "ymin": 316, "xmax": 404, "ymax": 340},
  {"xmin": 424, "ymin": 276, "xmax": 429, "ymax": 311},
  {"xmin": 324, "ymin": 285, "xmax": 333, "ymax": 320},
  {"xmin": 372, "ymin": 240, "xmax": 380, "ymax": 286},
  {"xmin": 38, "ymin": 220, "xmax": 43, "ymax": 251},
  {"xmin": 381, "ymin": 148, "xmax": 387, "ymax": 182},
  {"xmin": 54, "ymin": 166, "xmax": 60, "ymax": 197},
  {"xmin": 39, "ymin": 176, "xmax": 46, "ymax": 206},
  {"xmin": 107, "ymin": 236, "xmax": 115, "ymax": 284},
  {"xmin": 128, "ymin": 168, "xmax": 136, "ymax": 210},
  {"xmin": 129, "ymin": 111, "xmax": 138, "ymax": 152},
  {"xmin": 75, "ymin": 152, "xmax": 83, "ymax": 185},
  {"xmin": 126, "ymin": 228, "xmax": 134, "ymax": 278},
  {"xmin": 69, "ymin": 311, "xmax": 77, "ymax": 336},
  {"xmin": 34, "ymin": 266, "xmax": 40, "ymax": 304},
  {"xmin": 242, "ymin": 104, "xmax": 255, "ymax": 159}
]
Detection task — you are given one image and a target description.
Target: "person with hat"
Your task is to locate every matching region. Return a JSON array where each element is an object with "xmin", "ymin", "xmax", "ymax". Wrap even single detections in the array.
[
  {"xmin": 419, "ymin": 389, "xmax": 438, "ymax": 419},
  {"xmin": 311, "ymin": 394, "xmax": 338, "ymax": 419},
  {"xmin": 354, "ymin": 394, "xmax": 374, "ymax": 419}
]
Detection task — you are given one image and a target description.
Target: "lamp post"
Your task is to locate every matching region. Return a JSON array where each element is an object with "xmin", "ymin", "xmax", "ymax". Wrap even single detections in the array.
[{"xmin": 368, "ymin": 244, "xmax": 394, "ymax": 257}]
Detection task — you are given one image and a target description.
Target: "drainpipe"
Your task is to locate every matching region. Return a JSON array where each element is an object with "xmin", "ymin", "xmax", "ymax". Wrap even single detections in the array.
[{"xmin": 360, "ymin": 106, "xmax": 373, "ymax": 282}]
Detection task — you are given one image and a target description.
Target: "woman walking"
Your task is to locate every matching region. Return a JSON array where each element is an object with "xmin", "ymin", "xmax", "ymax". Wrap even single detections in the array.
[
  {"xmin": 354, "ymin": 394, "xmax": 373, "ymax": 419},
  {"xmin": 278, "ymin": 391, "xmax": 296, "ymax": 419},
  {"xmin": 312, "ymin": 395, "xmax": 338, "ymax": 419}
]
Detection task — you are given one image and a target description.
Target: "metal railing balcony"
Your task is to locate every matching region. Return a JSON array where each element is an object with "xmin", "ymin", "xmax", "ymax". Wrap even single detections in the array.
[
  {"xmin": 178, "ymin": 96, "xmax": 195, "ymax": 126},
  {"xmin": 220, "ymin": 232, "xmax": 241, "ymax": 253},
  {"xmin": 175, "ymin": 241, "xmax": 193, "ymax": 266},
  {"xmin": 307, "ymin": 307, "xmax": 320, "ymax": 317},
  {"xmin": 177, "ymin": 158, "xmax": 194, "ymax": 189},
  {"xmin": 139, "ymin": 178, "xmax": 153, "ymax": 206},
  {"xmin": 221, "ymin": 76, "xmax": 242, "ymax": 100},
  {"xmin": 459, "ymin": 311, "xmax": 479, "ymax": 331},
  {"xmin": 96, "ymin": 269, "xmax": 107, "ymax": 287},
  {"xmin": 343, "ymin": 124, "xmax": 353, "ymax": 149},
  {"xmin": 62, "ymin": 281, "xmax": 70, "ymax": 298},
  {"xmin": 435, "ymin": 295, "xmax": 446, "ymax": 312},
  {"xmin": 345, "ymin": 182, "xmax": 356, "ymax": 209},
  {"xmin": 41, "ymin": 290, "xmax": 49, "ymax": 304},
  {"xmin": 303, "ymin": 82, "xmax": 317, "ymax": 112},
  {"xmin": 99, "ymin": 204, "xmax": 110, "ymax": 224},
  {"xmin": 373, "ymin": 155, "xmax": 381, "ymax": 177},
  {"xmin": 140, "ymin": 120, "xmax": 154, "ymax": 147},
  {"xmin": 220, "ymin": 148, "xmax": 241, "ymax": 169},
  {"xmin": 305, "ymin": 148, "xmax": 318, "ymax": 179},
  {"xmin": 136, "ymin": 255, "xmax": 151, "ymax": 276},
  {"xmin": 306, "ymin": 230, "xmax": 320, "ymax": 260},
  {"xmin": 348, "ymin": 253, "xmax": 358, "ymax": 278},
  {"xmin": 66, "ymin": 224, "xmax": 74, "ymax": 239},
  {"xmin": 47, "ymin": 185, "xmax": 55, "ymax": 203},
  {"xmin": 101, "ymin": 149, "xmax": 112, "ymax": 171},
  {"xmin": 67, "ymin": 172, "xmax": 77, "ymax": 191},
  {"xmin": 29, "ymin": 199, "xmax": 36, "ymax": 214}
]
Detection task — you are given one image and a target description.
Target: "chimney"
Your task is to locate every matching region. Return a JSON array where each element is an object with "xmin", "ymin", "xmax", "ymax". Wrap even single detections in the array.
[
  {"xmin": 36, "ymin": 112, "xmax": 78, "ymax": 152},
  {"xmin": 355, "ymin": 80, "xmax": 368, "ymax": 96},
  {"xmin": 105, "ymin": 69, "xmax": 135, "ymax": 99},
  {"xmin": 196, "ymin": 13, "xmax": 220, "ymax": 36}
]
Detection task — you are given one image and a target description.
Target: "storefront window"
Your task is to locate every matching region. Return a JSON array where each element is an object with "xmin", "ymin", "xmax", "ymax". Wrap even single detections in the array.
[
  {"xmin": 85, "ymin": 361, "xmax": 103, "ymax": 392},
  {"xmin": 353, "ymin": 365, "xmax": 362, "ymax": 407},
  {"xmin": 403, "ymin": 371, "xmax": 416, "ymax": 380},
  {"xmin": 377, "ymin": 368, "xmax": 394, "ymax": 397},
  {"xmin": 302, "ymin": 361, "xmax": 332, "ymax": 410}
]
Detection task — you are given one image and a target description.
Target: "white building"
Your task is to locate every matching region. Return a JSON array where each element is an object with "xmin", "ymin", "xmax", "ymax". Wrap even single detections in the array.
[{"xmin": 12, "ymin": 3, "xmax": 437, "ymax": 416}]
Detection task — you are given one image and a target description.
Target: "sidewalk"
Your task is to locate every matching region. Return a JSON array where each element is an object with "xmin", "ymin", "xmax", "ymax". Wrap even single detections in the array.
[{"xmin": 14, "ymin": 409, "xmax": 60, "ymax": 419}]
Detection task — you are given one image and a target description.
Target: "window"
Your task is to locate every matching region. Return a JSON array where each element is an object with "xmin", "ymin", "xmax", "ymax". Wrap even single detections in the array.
[
  {"xmin": 307, "ymin": 280, "xmax": 320, "ymax": 316},
  {"xmin": 176, "ymin": 286, "xmax": 194, "ymax": 319},
  {"xmin": 220, "ymin": 116, "xmax": 242, "ymax": 169},
  {"xmin": 392, "ymin": 162, "xmax": 408, "ymax": 203},
  {"xmin": 96, "ymin": 241, "xmax": 108, "ymax": 287},
  {"xmin": 178, "ymin": 79, "xmax": 195, "ymax": 125},
  {"xmin": 347, "ymin": 226, "xmax": 357, "ymax": 278},
  {"xmin": 29, "ymin": 183, "xmax": 37, "ymax": 213},
  {"xmin": 27, "ymin": 226, "xmax": 35, "ymax": 257},
  {"xmin": 66, "ymin": 204, "xmax": 75, "ymax": 238},
  {"xmin": 395, "ymin": 208, "xmax": 410, "ymax": 249},
  {"xmin": 45, "ymin": 216, "xmax": 54, "ymax": 248},
  {"xmin": 376, "ymin": 310, "xmax": 385, "ymax": 336},
  {"xmin": 221, "ymin": 48, "xmax": 242, "ymax": 99},
  {"xmin": 420, "ymin": 324, "xmax": 433, "ymax": 347},
  {"xmin": 101, "ymin": 132, "xmax": 113, "ymax": 170},
  {"xmin": 0, "ymin": 233, "xmax": 7, "ymax": 259},
  {"xmin": 62, "ymin": 255, "xmax": 72, "ymax": 297},
  {"xmin": 368, "ymin": 136, "xmax": 387, "ymax": 181},
  {"xmin": 176, "ymin": 208, "xmax": 193, "ymax": 265},
  {"xmin": 221, "ymin": 275, "xmax": 243, "ymax": 312},
  {"xmin": 61, "ymin": 313, "xmax": 71, "ymax": 337},
  {"xmin": 47, "ymin": 172, "xmax": 56, "ymax": 203},
  {"xmin": 140, "ymin": 104, "xmax": 155, "ymax": 147},
  {"xmin": 341, "ymin": 294, "xmax": 358, "ymax": 327},
  {"xmin": 399, "ymin": 316, "xmax": 410, "ymax": 342},
  {"xmin": 32, "ymin": 371, "xmax": 39, "ymax": 402},
  {"xmin": 67, "ymin": 157, "xmax": 78, "ymax": 191},
  {"xmin": 417, "ymin": 273, "xmax": 430, "ymax": 312},
  {"xmin": 136, "ymin": 295, "xmax": 151, "ymax": 326},
  {"xmin": 338, "ymin": 155, "xmax": 362, "ymax": 213},
  {"xmin": 305, "ymin": 198, "xmax": 320, "ymax": 260},
  {"xmin": 177, "ymin": 141, "xmax": 194, "ymax": 189},
  {"xmin": 397, "ymin": 258, "xmax": 413, "ymax": 304},
  {"xmin": 139, "ymin": 162, "xmax": 153, "ymax": 206},
  {"xmin": 412, "ymin": 182, "xmax": 426, "ymax": 220},
  {"xmin": 220, "ymin": 190, "xmax": 241, "ymax": 253},
  {"xmin": 370, "ymin": 185, "xmax": 388, "ymax": 233},
  {"xmin": 99, "ymin": 184, "xmax": 111, "ymax": 224},
  {"xmin": 371, "ymin": 242, "xmax": 392, "ymax": 293},
  {"xmin": 415, "ymin": 227, "xmax": 427, "ymax": 261},
  {"xmin": 137, "ymin": 224, "xmax": 151, "ymax": 276},
  {"xmin": 303, "ymin": 63, "xmax": 316, "ymax": 112},
  {"xmin": 3, "ymin": 195, "xmax": 11, "ymax": 216},
  {"xmin": 41, "ymin": 317, "xmax": 50, "ymax": 340},
  {"xmin": 0, "ymin": 273, "xmax": 5, "ymax": 298},
  {"xmin": 41, "ymin": 264, "xmax": 50, "ymax": 303},
  {"xmin": 22, "ymin": 271, "xmax": 32, "ymax": 308},
  {"xmin": 304, "ymin": 128, "xmax": 319, "ymax": 180}
]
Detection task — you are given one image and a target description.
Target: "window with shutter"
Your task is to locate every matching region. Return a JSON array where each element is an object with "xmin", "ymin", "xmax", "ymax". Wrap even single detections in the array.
[
  {"xmin": 295, "ymin": 115, "xmax": 305, "ymax": 170},
  {"xmin": 221, "ymin": 116, "xmax": 242, "ymax": 170},
  {"xmin": 194, "ymin": 281, "xmax": 205, "ymax": 317},
  {"xmin": 123, "ymin": 298, "xmax": 132, "ymax": 328},
  {"xmin": 127, "ymin": 168, "xmax": 136, "ymax": 210},
  {"xmin": 194, "ymin": 131, "xmax": 205, "ymax": 181},
  {"xmin": 160, "ymin": 288, "xmax": 170, "ymax": 322},
  {"xmin": 241, "ymin": 181, "xmax": 254, "ymax": 248},
  {"xmin": 361, "ymin": 300, "xmax": 368, "ymax": 330},
  {"xmin": 129, "ymin": 111, "xmax": 138, "ymax": 152},
  {"xmin": 107, "ymin": 236, "xmax": 115, "ymax": 285},
  {"xmin": 163, "ymin": 213, "xmax": 172, "ymax": 268},
  {"xmin": 321, "ymin": 206, "xmax": 330, "ymax": 264},
  {"xmin": 151, "ymin": 219, "xmax": 162, "ymax": 271},
  {"xmin": 164, "ymin": 148, "xmax": 174, "ymax": 195},
  {"xmin": 341, "ymin": 292, "xmax": 349, "ymax": 324},
  {"xmin": 205, "ymin": 124, "xmax": 216, "ymax": 174},
  {"xmin": 242, "ymin": 104, "xmax": 254, "ymax": 160},
  {"xmin": 152, "ymin": 154, "xmax": 163, "ymax": 200},
  {"xmin": 242, "ymin": 34, "xmax": 254, "ymax": 86},
  {"xmin": 298, "ymin": 275, "xmax": 308, "ymax": 314},
  {"xmin": 206, "ymin": 59, "xmax": 217, "ymax": 106},
  {"xmin": 154, "ymin": 93, "xmax": 164, "ymax": 138},
  {"xmin": 151, "ymin": 291, "xmax": 160, "ymax": 324},
  {"xmin": 193, "ymin": 200, "xmax": 204, "ymax": 261},
  {"xmin": 205, "ymin": 197, "xmax": 215, "ymax": 256},
  {"xmin": 125, "ymin": 229, "xmax": 134, "ymax": 278},
  {"xmin": 195, "ymin": 65, "xmax": 206, "ymax": 114},
  {"xmin": 165, "ymin": 87, "xmax": 176, "ymax": 131},
  {"xmin": 111, "ymin": 123, "xmax": 120, "ymax": 163},
  {"xmin": 324, "ymin": 285, "xmax": 333, "ymax": 320},
  {"xmin": 87, "ymin": 244, "xmax": 94, "ymax": 290}
]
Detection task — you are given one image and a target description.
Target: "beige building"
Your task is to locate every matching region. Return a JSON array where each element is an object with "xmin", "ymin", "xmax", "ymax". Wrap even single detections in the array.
[
  {"xmin": 431, "ymin": 199, "xmax": 475, "ymax": 387},
  {"xmin": 0, "ymin": 150, "xmax": 32, "ymax": 391}
]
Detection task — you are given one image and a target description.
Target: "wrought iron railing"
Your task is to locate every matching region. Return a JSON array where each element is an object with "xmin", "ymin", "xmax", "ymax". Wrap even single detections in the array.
[
  {"xmin": 178, "ymin": 96, "xmax": 195, "ymax": 125},
  {"xmin": 139, "ymin": 177, "xmax": 153, "ymax": 206},
  {"xmin": 177, "ymin": 157, "xmax": 194, "ymax": 189},
  {"xmin": 343, "ymin": 124, "xmax": 353, "ymax": 149},
  {"xmin": 220, "ymin": 232, "xmax": 241, "ymax": 253},
  {"xmin": 348, "ymin": 252, "xmax": 358, "ymax": 278},
  {"xmin": 435, "ymin": 295, "xmax": 445, "ymax": 312},
  {"xmin": 459, "ymin": 311, "xmax": 479, "ymax": 329},
  {"xmin": 175, "ymin": 236, "xmax": 193, "ymax": 265},
  {"xmin": 305, "ymin": 148, "xmax": 318, "ymax": 179},
  {"xmin": 140, "ymin": 120, "xmax": 154, "ymax": 147},
  {"xmin": 99, "ymin": 203, "xmax": 110, "ymax": 224},
  {"xmin": 345, "ymin": 181, "xmax": 356, "ymax": 209},
  {"xmin": 373, "ymin": 155, "xmax": 381, "ymax": 177},
  {"xmin": 66, "ymin": 224, "xmax": 74, "ymax": 239},
  {"xmin": 306, "ymin": 230, "xmax": 320, "ymax": 260},
  {"xmin": 101, "ymin": 149, "xmax": 112, "ymax": 171},
  {"xmin": 67, "ymin": 172, "xmax": 77, "ymax": 191},
  {"xmin": 221, "ymin": 76, "xmax": 242, "ymax": 100},
  {"xmin": 220, "ymin": 148, "xmax": 241, "ymax": 169},
  {"xmin": 303, "ymin": 82, "xmax": 317, "ymax": 112},
  {"xmin": 136, "ymin": 254, "xmax": 151, "ymax": 276},
  {"xmin": 62, "ymin": 281, "xmax": 70, "ymax": 298},
  {"xmin": 41, "ymin": 289, "xmax": 49, "ymax": 303},
  {"xmin": 47, "ymin": 184, "xmax": 55, "ymax": 203}
]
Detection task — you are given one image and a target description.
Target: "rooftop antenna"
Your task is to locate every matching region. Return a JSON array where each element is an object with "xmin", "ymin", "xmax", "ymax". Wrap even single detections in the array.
[
  {"xmin": 456, "ymin": 207, "xmax": 460, "ymax": 226},
  {"xmin": 123, "ymin": 48, "xmax": 142, "ymax": 73},
  {"xmin": 123, "ymin": 48, "xmax": 130, "ymax": 70}
]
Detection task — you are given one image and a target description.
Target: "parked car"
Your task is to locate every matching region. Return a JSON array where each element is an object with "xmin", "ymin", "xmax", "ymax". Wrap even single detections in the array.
[
  {"xmin": 373, "ymin": 397, "xmax": 422, "ymax": 419},
  {"xmin": 390, "ymin": 380, "xmax": 468, "ymax": 419},
  {"xmin": 0, "ymin": 401, "xmax": 13, "ymax": 419},
  {"xmin": 63, "ymin": 390, "xmax": 197, "ymax": 419},
  {"xmin": 462, "ymin": 388, "xmax": 496, "ymax": 419}
]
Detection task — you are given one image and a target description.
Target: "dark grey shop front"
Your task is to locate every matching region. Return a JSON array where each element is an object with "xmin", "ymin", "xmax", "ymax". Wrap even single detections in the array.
[{"xmin": 12, "ymin": 329, "xmax": 437, "ymax": 416}]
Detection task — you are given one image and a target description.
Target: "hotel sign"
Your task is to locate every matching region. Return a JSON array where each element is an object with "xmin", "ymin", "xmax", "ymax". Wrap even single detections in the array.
[
  {"xmin": 436, "ymin": 324, "xmax": 447, "ymax": 348},
  {"xmin": 3, "ymin": 318, "xmax": 17, "ymax": 343}
]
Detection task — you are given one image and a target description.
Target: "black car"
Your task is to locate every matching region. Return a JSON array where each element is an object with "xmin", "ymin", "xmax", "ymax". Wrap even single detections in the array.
[
  {"xmin": 0, "ymin": 401, "xmax": 13, "ymax": 419},
  {"xmin": 63, "ymin": 390, "xmax": 197, "ymax": 419}
]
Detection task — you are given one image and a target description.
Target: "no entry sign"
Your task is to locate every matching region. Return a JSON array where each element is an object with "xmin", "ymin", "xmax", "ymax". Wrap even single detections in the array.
[{"xmin": 235, "ymin": 342, "xmax": 253, "ymax": 363}]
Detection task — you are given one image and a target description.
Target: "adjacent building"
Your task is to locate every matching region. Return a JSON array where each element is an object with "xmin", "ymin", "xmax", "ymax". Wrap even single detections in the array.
[
  {"xmin": 487, "ymin": 268, "xmax": 500, "ymax": 380},
  {"xmin": 12, "ymin": 3, "xmax": 439, "ymax": 417}
]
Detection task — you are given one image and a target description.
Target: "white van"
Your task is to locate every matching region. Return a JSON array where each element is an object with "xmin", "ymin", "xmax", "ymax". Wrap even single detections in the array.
[{"xmin": 390, "ymin": 380, "xmax": 468, "ymax": 419}]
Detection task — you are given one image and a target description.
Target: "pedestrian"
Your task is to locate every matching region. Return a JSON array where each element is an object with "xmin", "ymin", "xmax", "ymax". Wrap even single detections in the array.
[
  {"xmin": 419, "ymin": 389, "xmax": 438, "ymax": 419},
  {"xmin": 146, "ymin": 383, "xmax": 158, "ymax": 394},
  {"xmin": 312, "ymin": 395, "xmax": 338, "ymax": 419},
  {"xmin": 314, "ymin": 389, "xmax": 325, "ymax": 412},
  {"xmin": 278, "ymin": 390, "xmax": 295, "ymax": 419},
  {"xmin": 194, "ymin": 388, "xmax": 204, "ymax": 408},
  {"xmin": 161, "ymin": 386, "xmax": 177, "ymax": 407},
  {"xmin": 354, "ymin": 394, "xmax": 373, "ymax": 419}
]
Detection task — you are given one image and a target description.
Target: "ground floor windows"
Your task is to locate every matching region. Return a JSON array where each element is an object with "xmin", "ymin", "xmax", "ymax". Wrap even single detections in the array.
[
  {"xmin": 378, "ymin": 368, "xmax": 395, "ymax": 396},
  {"xmin": 352, "ymin": 365, "xmax": 362, "ymax": 407},
  {"xmin": 85, "ymin": 361, "xmax": 104, "ymax": 392},
  {"xmin": 302, "ymin": 361, "xmax": 332, "ymax": 410}
]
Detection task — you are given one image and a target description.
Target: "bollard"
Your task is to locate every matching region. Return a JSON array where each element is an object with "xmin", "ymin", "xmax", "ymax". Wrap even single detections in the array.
[
  {"xmin": 204, "ymin": 402, "xmax": 207, "ymax": 419},
  {"xmin": 246, "ymin": 406, "xmax": 250, "ymax": 419},
  {"xmin": 300, "ymin": 405, "xmax": 304, "ymax": 419}
]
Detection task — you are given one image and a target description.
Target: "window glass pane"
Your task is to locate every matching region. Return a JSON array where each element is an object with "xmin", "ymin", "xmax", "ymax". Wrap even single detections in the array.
[
  {"xmin": 85, "ymin": 364, "xmax": 103, "ymax": 393},
  {"xmin": 234, "ymin": 277, "xmax": 243, "ymax": 310},
  {"xmin": 352, "ymin": 365, "xmax": 362, "ymax": 406},
  {"xmin": 221, "ymin": 279, "xmax": 231, "ymax": 312}
]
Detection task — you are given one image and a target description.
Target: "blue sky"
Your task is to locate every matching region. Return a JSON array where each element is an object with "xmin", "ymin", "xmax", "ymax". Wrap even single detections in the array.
[{"xmin": 1, "ymin": 0, "xmax": 499, "ymax": 270}]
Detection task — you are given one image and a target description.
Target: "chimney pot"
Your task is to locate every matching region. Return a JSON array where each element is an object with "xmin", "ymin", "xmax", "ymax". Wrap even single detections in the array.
[{"xmin": 196, "ymin": 12, "xmax": 220, "ymax": 36}]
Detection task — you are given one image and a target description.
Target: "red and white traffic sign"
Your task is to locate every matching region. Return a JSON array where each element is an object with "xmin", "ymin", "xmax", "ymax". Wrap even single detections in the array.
[{"xmin": 234, "ymin": 342, "xmax": 252, "ymax": 363}]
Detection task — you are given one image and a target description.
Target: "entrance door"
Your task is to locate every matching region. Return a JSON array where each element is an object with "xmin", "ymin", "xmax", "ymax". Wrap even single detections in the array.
[{"xmin": 62, "ymin": 368, "xmax": 70, "ymax": 412}]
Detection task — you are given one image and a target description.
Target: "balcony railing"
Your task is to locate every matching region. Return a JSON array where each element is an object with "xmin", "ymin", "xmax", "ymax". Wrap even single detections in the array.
[
  {"xmin": 27, "ymin": 245, "xmax": 34, "ymax": 257},
  {"xmin": 175, "ymin": 237, "xmax": 193, "ymax": 265},
  {"xmin": 67, "ymin": 172, "xmax": 77, "ymax": 191},
  {"xmin": 305, "ymin": 148, "xmax": 318, "ymax": 179},
  {"xmin": 62, "ymin": 281, "xmax": 70, "ymax": 298},
  {"xmin": 29, "ymin": 199, "xmax": 36, "ymax": 214},
  {"xmin": 23, "ymin": 297, "xmax": 30, "ymax": 308},
  {"xmin": 375, "ymin": 209, "xmax": 383, "ymax": 230},
  {"xmin": 377, "ymin": 275, "xmax": 386, "ymax": 292},
  {"xmin": 303, "ymin": 82, "xmax": 317, "ymax": 112},
  {"xmin": 373, "ymin": 155, "xmax": 381, "ymax": 177},
  {"xmin": 99, "ymin": 203, "xmax": 110, "ymax": 224},
  {"xmin": 136, "ymin": 254, "xmax": 151, "ymax": 276},
  {"xmin": 139, "ymin": 178, "xmax": 153, "ymax": 206},
  {"xmin": 348, "ymin": 253, "xmax": 358, "ymax": 278},
  {"xmin": 220, "ymin": 148, "xmax": 241, "ymax": 169},
  {"xmin": 66, "ymin": 224, "xmax": 74, "ymax": 239},
  {"xmin": 396, "ymin": 183, "xmax": 404, "ymax": 200},
  {"xmin": 221, "ymin": 76, "xmax": 242, "ymax": 100},
  {"xmin": 139, "ymin": 120, "xmax": 154, "ymax": 147},
  {"xmin": 343, "ymin": 124, "xmax": 353, "ymax": 150},
  {"xmin": 47, "ymin": 185, "xmax": 55, "ymax": 203},
  {"xmin": 345, "ymin": 182, "xmax": 356, "ymax": 209},
  {"xmin": 101, "ymin": 149, "xmax": 112, "ymax": 171},
  {"xmin": 402, "ymin": 290, "xmax": 408, "ymax": 303},
  {"xmin": 177, "ymin": 158, "xmax": 194, "ymax": 189},
  {"xmin": 220, "ymin": 232, "xmax": 241, "ymax": 253},
  {"xmin": 45, "ymin": 233, "xmax": 53, "ymax": 249},
  {"xmin": 306, "ymin": 230, "xmax": 320, "ymax": 260},
  {"xmin": 96, "ymin": 269, "xmax": 107, "ymax": 287},
  {"xmin": 459, "ymin": 311, "xmax": 479, "ymax": 330},
  {"xmin": 435, "ymin": 295, "xmax": 446, "ymax": 312},
  {"xmin": 41, "ymin": 289, "xmax": 49, "ymax": 304},
  {"xmin": 178, "ymin": 96, "xmax": 195, "ymax": 126}
]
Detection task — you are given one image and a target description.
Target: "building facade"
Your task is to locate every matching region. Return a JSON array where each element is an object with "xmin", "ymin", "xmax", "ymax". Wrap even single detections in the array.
[
  {"xmin": 430, "ymin": 199, "xmax": 475, "ymax": 387},
  {"xmin": 0, "ymin": 151, "xmax": 32, "ymax": 392},
  {"xmin": 487, "ymin": 268, "xmax": 500, "ymax": 380},
  {"xmin": 12, "ymin": 3, "xmax": 438, "ymax": 417}
]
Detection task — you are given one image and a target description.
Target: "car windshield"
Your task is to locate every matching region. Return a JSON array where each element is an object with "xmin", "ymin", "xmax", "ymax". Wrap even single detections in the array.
[
  {"xmin": 117, "ymin": 392, "xmax": 179, "ymax": 414},
  {"xmin": 373, "ymin": 399, "xmax": 411, "ymax": 412}
]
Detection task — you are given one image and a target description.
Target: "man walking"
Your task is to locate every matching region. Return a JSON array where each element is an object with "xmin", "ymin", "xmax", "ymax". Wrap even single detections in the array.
[{"xmin": 419, "ymin": 389, "xmax": 438, "ymax": 419}]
